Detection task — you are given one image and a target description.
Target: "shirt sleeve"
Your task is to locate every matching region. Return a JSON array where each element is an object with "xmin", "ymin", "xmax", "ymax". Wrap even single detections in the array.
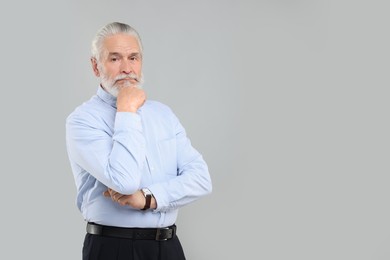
[
  {"xmin": 66, "ymin": 111, "xmax": 146, "ymax": 195},
  {"xmin": 148, "ymin": 111, "xmax": 212, "ymax": 212}
]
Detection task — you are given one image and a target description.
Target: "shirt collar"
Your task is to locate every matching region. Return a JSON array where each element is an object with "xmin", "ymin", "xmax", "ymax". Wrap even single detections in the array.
[{"xmin": 97, "ymin": 85, "xmax": 117, "ymax": 108}]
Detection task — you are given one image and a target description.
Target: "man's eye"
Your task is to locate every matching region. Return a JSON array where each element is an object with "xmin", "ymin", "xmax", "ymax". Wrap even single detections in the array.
[{"xmin": 111, "ymin": 58, "xmax": 118, "ymax": 62}]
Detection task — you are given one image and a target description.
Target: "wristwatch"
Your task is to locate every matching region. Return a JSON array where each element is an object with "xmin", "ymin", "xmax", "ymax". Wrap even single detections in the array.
[{"xmin": 141, "ymin": 188, "xmax": 153, "ymax": 210}]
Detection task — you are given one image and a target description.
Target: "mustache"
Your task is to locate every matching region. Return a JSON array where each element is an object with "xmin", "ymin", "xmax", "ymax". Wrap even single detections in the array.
[{"xmin": 114, "ymin": 73, "xmax": 139, "ymax": 83}]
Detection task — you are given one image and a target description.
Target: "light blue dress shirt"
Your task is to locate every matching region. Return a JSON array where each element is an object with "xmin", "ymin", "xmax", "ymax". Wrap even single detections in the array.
[{"xmin": 66, "ymin": 86, "xmax": 212, "ymax": 228}]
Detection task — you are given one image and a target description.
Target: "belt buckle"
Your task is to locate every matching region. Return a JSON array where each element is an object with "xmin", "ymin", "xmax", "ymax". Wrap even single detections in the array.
[{"xmin": 155, "ymin": 227, "xmax": 170, "ymax": 241}]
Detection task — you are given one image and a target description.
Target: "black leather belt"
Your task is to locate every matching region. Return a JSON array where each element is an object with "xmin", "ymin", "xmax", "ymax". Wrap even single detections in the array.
[{"xmin": 86, "ymin": 222, "xmax": 176, "ymax": 241}]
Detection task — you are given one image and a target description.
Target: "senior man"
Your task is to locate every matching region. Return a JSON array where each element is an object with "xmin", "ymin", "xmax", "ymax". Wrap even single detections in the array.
[{"xmin": 66, "ymin": 22, "xmax": 212, "ymax": 260}]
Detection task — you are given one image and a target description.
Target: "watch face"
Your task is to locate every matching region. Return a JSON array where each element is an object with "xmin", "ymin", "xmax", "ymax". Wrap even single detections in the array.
[{"xmin": 142, "ymin": 188, "xmax": 152, "ymax": 196}]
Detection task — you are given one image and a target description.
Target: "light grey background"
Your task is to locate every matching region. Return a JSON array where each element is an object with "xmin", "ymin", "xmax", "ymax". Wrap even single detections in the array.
[{"xmin": 1, "ymin": 0, "xmax": 389, "ymax": 259}]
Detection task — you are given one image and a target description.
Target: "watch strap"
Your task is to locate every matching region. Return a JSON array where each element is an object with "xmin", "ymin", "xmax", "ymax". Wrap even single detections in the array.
[{"xmin": 141, "ymin": 188, "xmax": 152, "ymax": 210}]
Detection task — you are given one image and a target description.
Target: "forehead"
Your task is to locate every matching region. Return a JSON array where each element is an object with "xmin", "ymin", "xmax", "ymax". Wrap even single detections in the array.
[{"xmin": 102, "ymin": 33, "xmax": 140, "ymax": 55}]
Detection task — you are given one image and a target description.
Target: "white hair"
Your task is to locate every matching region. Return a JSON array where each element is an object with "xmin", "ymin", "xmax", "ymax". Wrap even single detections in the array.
[{"xmin": 91, "ymin": 22, "xmax": 143, "ymax": 62}]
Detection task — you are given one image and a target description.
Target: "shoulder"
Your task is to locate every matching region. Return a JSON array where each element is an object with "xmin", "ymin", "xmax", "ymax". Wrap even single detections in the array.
[
  {"xmin": 142, "ymin": 100, "xmax": 181, "ymax": 128},
  {"xmin": 145, "ymin": 100, "xmax": 172, "ymax": 110},
  {"xmin": 143, "ymin": 100, "xmax": 175, "ymax": 116},
  {"xmin": 66, "ymin": 95, "xmax": 111, "ymax": 126}
]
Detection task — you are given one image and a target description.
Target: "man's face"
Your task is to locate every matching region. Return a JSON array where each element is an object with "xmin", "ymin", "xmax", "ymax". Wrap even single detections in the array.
[{"xmin": 92, "ymin": 34, "xmax": 143, "ymax": 96}]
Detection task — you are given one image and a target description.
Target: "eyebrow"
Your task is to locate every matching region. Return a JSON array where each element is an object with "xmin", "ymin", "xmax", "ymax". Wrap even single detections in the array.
[
  {"xmin": 108, "ymin": 52, "xmax": 140, "ymax": 57},
  {"xmin": 107, "ymin": 52, "xmax": 121, "ymax": 57}
]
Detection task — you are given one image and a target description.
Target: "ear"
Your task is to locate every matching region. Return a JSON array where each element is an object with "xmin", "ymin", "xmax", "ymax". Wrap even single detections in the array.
[{"xmin": 91, "ymin": 58, "xmax": 100, "ymax": 77}]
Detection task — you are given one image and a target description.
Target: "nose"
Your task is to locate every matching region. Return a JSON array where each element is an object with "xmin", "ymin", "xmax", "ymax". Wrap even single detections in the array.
[{"xmin": 120, "ymin": 60, "xmax": 133, "ymax": 74}]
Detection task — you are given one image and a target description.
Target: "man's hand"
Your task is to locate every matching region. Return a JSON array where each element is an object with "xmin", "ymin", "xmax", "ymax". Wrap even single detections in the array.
[
  {"xmin": 103, "ymin": 188, "xmax": 157, "ymax": 210},
  {"xmin": 116, "ymin": 86, "xmax": 146, "ymax": 113}
]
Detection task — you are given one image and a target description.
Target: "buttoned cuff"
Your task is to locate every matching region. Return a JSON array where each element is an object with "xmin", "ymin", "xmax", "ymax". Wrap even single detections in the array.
[{"xmin": 148, "ymin": 184, "xmax": 171, "ymax": 213}]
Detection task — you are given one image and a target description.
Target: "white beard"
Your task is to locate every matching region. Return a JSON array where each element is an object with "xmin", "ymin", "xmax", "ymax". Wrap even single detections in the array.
[{"xmin": 100, "ymin": 72, "xmax": 144, "ymax": 97}]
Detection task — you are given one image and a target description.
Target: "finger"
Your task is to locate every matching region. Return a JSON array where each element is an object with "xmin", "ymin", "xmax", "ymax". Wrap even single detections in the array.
[
  {"xmin": 111, "ymin": 193, "xmax": 122, "ymax": 202},
  {"xmin": 115, "ymin": 194, "xmax": 125, "ymax": 201},
  {"xmin": 108, "ymin": 189, "xmax": 117, "ymax": 196},
  {"xmin": 118, "ymin": 198, "xmax": 127, "ymax": 206},
  {"xmin": 111, "ymin": 193, "xmax": 118, "ymax": 201}
]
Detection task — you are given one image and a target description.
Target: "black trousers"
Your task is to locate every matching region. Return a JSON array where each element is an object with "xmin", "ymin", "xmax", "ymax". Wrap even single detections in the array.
[{"xmin": 82, "ymin": 233, "xmax": 186, "ymax": 260}]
